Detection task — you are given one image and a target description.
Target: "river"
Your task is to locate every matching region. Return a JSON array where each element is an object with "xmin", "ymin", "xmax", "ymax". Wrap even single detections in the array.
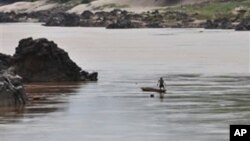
[{"xmin": 0, "ymin": 23, "xmax": 250, "ymax": 141}]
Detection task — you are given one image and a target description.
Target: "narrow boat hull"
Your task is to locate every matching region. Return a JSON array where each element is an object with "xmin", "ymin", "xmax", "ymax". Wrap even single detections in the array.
[{"xmin": 141, "ymin": 87, "xmax": 166, "ymax": 93}]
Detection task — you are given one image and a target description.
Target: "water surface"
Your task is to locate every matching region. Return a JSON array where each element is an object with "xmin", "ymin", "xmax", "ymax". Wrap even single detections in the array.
[{"xmin": 0, "ymin": 23, "xmax": 250, "ymax": 141}]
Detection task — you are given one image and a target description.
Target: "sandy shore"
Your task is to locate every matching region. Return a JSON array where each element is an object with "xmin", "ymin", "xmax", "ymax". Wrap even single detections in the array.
[
  {"xmin": 0, "ymin": 0, "xmax": 162, "ymax": 14},
  {"xmin": 0, "ymin": 0, "xmax": 58, "ymax": 13},
  {"xmin": 0, "ymin": 0, "xmax": 210, "ymax": 14}
]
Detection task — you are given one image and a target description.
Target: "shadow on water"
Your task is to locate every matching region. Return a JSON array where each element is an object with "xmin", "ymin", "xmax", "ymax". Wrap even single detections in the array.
[{"xmin": 0, "ymin": 82, "xmax": 84, "ymax": 124}]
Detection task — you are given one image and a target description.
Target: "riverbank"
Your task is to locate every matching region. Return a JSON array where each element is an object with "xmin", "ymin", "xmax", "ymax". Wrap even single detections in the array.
[
  {"xmin": 0, "ymin": 0, "xmax": 250, "ymax": 30},
  {"xmin": 1, "ymin": 9, "xmax": 249, "ymax": 30}
]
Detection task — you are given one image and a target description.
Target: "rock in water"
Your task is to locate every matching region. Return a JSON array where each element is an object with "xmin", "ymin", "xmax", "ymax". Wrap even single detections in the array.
[
  {"xmin": 0, "ymin": 53, "xmax": 12, "ymax": 70},
  {"xmin": 106, "ymin": 18, "xmax": 145, "ymax": 29},
  {"xmin": 0, "ymin": 69, "xmax": 27, "ymax": 107},
  {"xmin": 235, "ymin": 20, "xmax": 250, "ymax": 31},
  {"xmin": 44, "ymin": 13, "xmax": 80, "ymax": 27},
  {"xmin": 0, "ymin": 12, "xmax": 18, "ymax": 23},
  {"xmin": 12, "ymin": 37, "xmax": 98, "ymax": 82},
  {"xmin": 0, "ymin": 53, "xmax": 27, "ymax": 107},
  {"xmin": 204, "ymin": 18, "xmax": 234, "ymax": 29}
]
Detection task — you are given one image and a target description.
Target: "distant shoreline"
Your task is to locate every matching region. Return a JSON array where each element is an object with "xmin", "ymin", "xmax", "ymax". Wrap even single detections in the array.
[
  {"xmin": 0, "ymin": 9, "xmax": 249, "ymax": 31},
  {"xmin": 0, "ymin": 0, "xmax": 250, "ymax": 30}
]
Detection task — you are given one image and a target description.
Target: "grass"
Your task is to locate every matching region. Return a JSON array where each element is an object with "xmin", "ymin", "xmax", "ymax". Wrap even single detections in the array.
[{"xmin": 165, "ymin": 0, "xmax": 250, "ymax": 20}]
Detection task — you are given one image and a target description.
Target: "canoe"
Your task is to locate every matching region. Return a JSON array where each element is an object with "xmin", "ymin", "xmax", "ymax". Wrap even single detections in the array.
[{"xmin": 141, "ymin": 87, "xmax": 166, "ymax": 93}]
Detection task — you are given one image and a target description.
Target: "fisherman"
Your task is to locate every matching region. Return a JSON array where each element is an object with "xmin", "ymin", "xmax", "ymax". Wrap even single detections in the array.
[{"xmin": 158, "ymin": 77, "xmax": 166, "ymax": 90}]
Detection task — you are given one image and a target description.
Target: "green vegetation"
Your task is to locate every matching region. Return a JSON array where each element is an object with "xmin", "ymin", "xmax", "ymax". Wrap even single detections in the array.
[{"xmin": 165, "ymin": 0, "xmax": 250, "ymax": 19}]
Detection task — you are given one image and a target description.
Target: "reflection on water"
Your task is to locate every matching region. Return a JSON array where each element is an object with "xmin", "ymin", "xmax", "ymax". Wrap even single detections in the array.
[
  {"xmin": 0, "ymin": 107, "xmax": 25, "ymax": 124},
  {"xmin": 1, "ymin": 73, "xmax": 246, "ymax": 140},
  {"xmin": 0, "ymin": 83, "xmax": 83, "ymax": 124},
  {"xmin": 0, "ymin": 23, "xmax": 249, "ymax": 141}
]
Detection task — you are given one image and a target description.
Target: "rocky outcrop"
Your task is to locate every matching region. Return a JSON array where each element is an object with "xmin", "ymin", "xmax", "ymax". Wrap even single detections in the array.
[
  {"xmin": 0, "ymin": 12, "xmax": 17, "ymax": 22},
  {"xmin": 235, "ymin": 19, "xmax": 250, "ymax": 31},
  {"xmin": 2, "ymin": 7, "xmax": 250, "ymax": 30},
  {"xmin": 0, "ymin": 53, "xmax": 12, "ymax": 69},
  {"xmin": 12, "ymin": 37, "xmax": 98, "ymax": 82},
  {"xmin": 0, "ymin": 10, "xmax": 206, "ymax": 29},
  {"xmin": 44, "ymin": 12, "xmax": 80, "ymax": 27},
  {"xmin": 0, "ymin": 53, "xmax": 26, "ymax": 107},
  {"xmin": 0, "ymin": 11, "xmax": 52, "ymax": 23},
  {"xmin": 0, "ymin": 68, "xmax": 27, "ymax": 107},
  {"xmin": 43, "ymin": 8, "xmax": 250, "ymax": 30},
  {"xmin": 43, "ymin": 9, "xmax": 194, "ymax": 28},
  {"xmin": 0, "ymin": 37, "xmax": 98, "ymax": 107},
  {"xmin": 107, "ymin": 19, "xmax": 144, "ymax": 29},
  {"xmin": 81, "ymin": 10, "xmax": 94, "ymax": 19},
  {"xmin": 203, "ymin": 18, "xmax": 234, "ymax": 29},
  {"xmin": 45, "ymin": 9, "xmax": 127, "ymax": 27}
]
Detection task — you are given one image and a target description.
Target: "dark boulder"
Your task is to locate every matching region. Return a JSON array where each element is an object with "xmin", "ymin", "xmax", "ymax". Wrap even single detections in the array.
[
  {"xmin": 81, "ymin": 10, "xmax": 94, "ymax": 19},
  {"xmin": 45, "ymin": 13, "xmax": 80, "ymax": 27},
  {"xmin": 203, "ymin": 20, "xmax": 216, "ymax": 29},
  {"xmin": 80, "ymin": 71, "xmax": 98, "ymax": 81},
  {"xmin": 29, "ymin": 11, "xmax": 52, "ymax": 23},
  {"xmin": 0, "ymin": 12, "xmax": 18, "ymax": 23},
  {"xmin": 95, "ymin": 11, "xmax": 109, "ymax": 19},
  {"xmin": 0, "ymin": 52, "xmax": 27, "ymax": 107},
  {"xmin": 204, "ymin": 18, "xmax": 234, "ymax": 29},
  {"xmin": 12, "ymin": 37, "xmax": 98, "ymax": 82},
  {"xmin": 106, "ymin": 19, "xmax": 143, "ymax": 29},
  {"xmin": 0, "ymin": 53, "xmax": 12, "ymax": 70},
  {"xmin": 146, "ymin": 22, "xmax": 164, "ymax": 28},
  {"xmin": 110, "ymin": 9, "xmax": 123, "ymax": 16},
  {"xmin": 235, "ymin": 20, "xmax": 250, "ymax": 31}
]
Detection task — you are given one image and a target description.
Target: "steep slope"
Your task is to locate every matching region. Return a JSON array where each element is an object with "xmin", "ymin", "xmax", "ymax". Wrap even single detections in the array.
[
  {"xmin": 0, "ymin": 0, "xmax": 58, "ymax": 13},
  {"xmin": 0, "ymin": 0, "xmax": 240, "ymax": 13},
  {"xmin": 90, "ymin": 0, "xmax": 210, "ymax": 6},
  {"xmin": 67, "ymin": 0, "xmax": 212, "ymax": 13}
]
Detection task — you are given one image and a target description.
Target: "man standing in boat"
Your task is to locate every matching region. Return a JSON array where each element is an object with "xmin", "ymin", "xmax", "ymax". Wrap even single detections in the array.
[{"xmin": 158, "ymin": 77, "xmax": 166, "ymax": 90}]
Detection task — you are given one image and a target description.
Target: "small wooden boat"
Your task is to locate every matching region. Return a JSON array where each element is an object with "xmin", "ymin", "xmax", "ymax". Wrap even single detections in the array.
[{"xmin": 141, "ymin": 87, "xmax": 166, "ymax": 93}]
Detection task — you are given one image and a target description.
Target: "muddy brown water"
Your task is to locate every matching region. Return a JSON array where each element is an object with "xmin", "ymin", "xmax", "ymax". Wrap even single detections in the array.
[{"xmin": 0, "ymin": 23, "xmax": 249, "ymax": 141}]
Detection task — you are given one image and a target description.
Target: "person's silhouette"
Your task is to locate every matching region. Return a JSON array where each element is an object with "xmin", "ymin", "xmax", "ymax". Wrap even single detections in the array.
[{"xmin": 158, "ymin": 77, "xmax": 166, "ymax": 90}]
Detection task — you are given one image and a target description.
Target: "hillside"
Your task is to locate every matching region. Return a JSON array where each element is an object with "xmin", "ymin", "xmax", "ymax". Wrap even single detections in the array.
[
  {"xmin": 68, "ymin": 0, "xmax": 211, "ymax": 12},
  {"xmin": 0, "ymin": 0, "xmax": 249, "ymax": 14},
  {"xmin": 0, "ymin": 1, "xmax": 250, "ymax": 30},
  {"xmin": 0, "ymin": 0, "xmax": 210, "ymax": 5},
  {"xmin": 0, "ymin": 0, "xmax": 238, "ymax": 5}
]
